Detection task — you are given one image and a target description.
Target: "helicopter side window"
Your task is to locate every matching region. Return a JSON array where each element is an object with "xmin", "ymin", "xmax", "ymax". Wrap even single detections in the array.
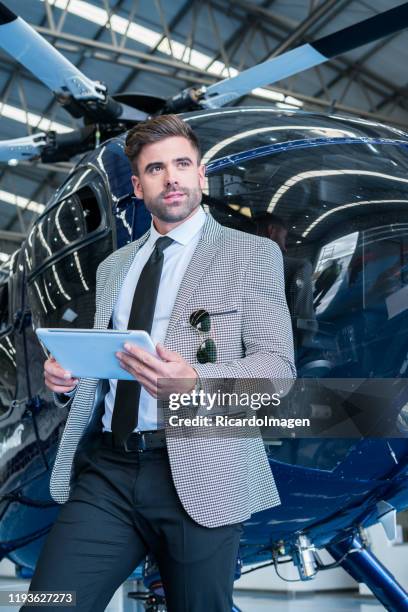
[
  {"xmin": 78, "ymin": 185, "xmax": 102, "ymax": 233},
  {"xmin": 26, "ymin": 170, "xmax": 113, "ymax": 331},
  {"xmin": 31, "ymin": 192, "xmax": 99, "ymax": 269},
  {"xmin": 206, "ymin": 142, "xmax": 408, "ymax": 378}
]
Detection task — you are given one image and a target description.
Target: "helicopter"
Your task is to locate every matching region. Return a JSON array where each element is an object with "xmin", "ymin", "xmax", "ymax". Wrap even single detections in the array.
[{"xmin": 1, "ymin": 2, "xmax": 408, "ymax": 611}]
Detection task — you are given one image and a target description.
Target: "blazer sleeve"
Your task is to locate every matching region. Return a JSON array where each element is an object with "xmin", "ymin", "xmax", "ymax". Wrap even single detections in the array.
[{"xmin": 193, "ymin": 239, "xmax": 296, "ymax": 386}]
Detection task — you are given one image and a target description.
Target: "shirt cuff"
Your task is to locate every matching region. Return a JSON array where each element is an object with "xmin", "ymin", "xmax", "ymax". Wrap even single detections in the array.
[{"xmin": 62, "ymin": 386, "xmax": 77, "ymax": 398}]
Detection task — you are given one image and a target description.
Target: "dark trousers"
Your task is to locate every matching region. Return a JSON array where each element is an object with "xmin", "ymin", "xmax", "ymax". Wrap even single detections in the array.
[{"xmin": 23, "ymin": 437, "xmax": 243, "ymax": 611}]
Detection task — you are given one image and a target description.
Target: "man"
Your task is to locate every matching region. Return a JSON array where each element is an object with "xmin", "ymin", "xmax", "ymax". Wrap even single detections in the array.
[{"xmin": 27, "ymin": 115, "xmax": 295, "ymax": 611}]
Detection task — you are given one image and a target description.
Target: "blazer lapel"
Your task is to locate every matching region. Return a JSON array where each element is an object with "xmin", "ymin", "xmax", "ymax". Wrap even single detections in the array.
[
  {"xmin": 165, "ymin": 214, "xmax": 224, "ymax": 341},
  {"xmin": 94, "ymin": 231, "xmax": 150, "ymax": 328},
  {"xmin": 94, "ymin": 214, "xmax": 224, "ymax": 335}
]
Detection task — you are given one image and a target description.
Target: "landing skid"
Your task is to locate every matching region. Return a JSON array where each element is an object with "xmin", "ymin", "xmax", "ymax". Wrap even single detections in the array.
[
  {"xmin": 128, "ymin": 591, "xmax": 166, "ymax": 612},
  {"xmin": 327, "ymin": 534, "xmax": 408, "ymax": 611},
  {"xmin": 128, "ymin": 590, "xmax": 242, "ymax": 611}
]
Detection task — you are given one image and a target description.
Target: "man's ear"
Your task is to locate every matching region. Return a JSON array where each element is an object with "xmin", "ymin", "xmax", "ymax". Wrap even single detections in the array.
[
  {"xmin": 198, "ymin": 163, "xmax": 206, "ymax": 190},
  {"xmin": 131, "ymin": 174, "xmax": 143, "ymax": 199}
]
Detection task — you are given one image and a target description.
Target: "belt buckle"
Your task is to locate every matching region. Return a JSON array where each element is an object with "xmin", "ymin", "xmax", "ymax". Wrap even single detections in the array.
[
  {"xmin": 123, "ymin": 434, "xmax": 142, "ymax": 453},
  {"xmin": 138, "ymin": 433, "xmax": 148, "ymax": 452}
]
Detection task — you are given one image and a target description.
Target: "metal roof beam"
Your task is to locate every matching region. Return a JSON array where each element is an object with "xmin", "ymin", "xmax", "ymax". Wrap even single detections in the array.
[
  {"xmin": 237, "ymin": 84, "xmax": 408, "ymax": 129},
  {"xmin": 307, "ymin": 0, "xmax": 355, "ymax": 38},
  {"xmin": 34, "ymin": 25, "xmax": 207, "ymax": 75},
  {"xmin": 269, "ymin": 0, "xmax": 339, "ymax": 57},
  {"xmin": 3, "ymin": 176, "xmax": 51, "ymax": 233},
  {"xmin": 0, "ymin": 229, "xmax": 25, "ymax": 242},
  {"xmin": 114, "ymin": 0, "xmax": 195, "ymax": 98},
  {"xmin": 313, "ymin": 33, "xmax": 401, "ymax": 100},
  {"xmin": 207, "ymin": 0, "xmax": 275, "ymax": 71},
  {"xmin": 218, "ymin": 0, "xmax": 407, "ymax": 115},
  {"xmin": 373, "ymin": 85, "xmax": 408, "ymax": 113}
]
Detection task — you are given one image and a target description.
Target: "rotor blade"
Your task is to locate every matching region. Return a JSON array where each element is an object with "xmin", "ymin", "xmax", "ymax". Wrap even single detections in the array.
[
  {"xmin": 0, "ymin": 3, "xmax": 149, "ymax": 123},
  {"xmin": 0, "ymin": 2, "xmax": 105, "ymax": 102},
  {"xmin": 0, "ymin": 134, "xmax": 48, "ymax": 162},
  {"xmin": 202, "ymin": 2, "xmax": 408, "ymax": 108},
  {"xmin": 0, "ymin": 128, "xmax": 96, "ymax": 163}
]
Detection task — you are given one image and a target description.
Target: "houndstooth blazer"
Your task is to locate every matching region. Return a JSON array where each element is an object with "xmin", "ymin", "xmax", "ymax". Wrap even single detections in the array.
[{"xmin": 49, "ymin": 213, "xmax": 296, "ymax": 528}]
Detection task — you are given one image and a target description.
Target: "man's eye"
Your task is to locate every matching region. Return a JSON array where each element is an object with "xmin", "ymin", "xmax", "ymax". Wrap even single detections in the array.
[
  {"xmin": 178, "ymin": 160, "xmax": 190, "ymax": 167},
  {"xmin": 150, "ymin": 166, "xmax": 162, "ymax": 173}
]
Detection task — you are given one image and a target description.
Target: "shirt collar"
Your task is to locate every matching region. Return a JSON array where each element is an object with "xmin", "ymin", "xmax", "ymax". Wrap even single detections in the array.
[{"xmin": 149, "ymin": 206, "xmax": 206, "ymax": 247}]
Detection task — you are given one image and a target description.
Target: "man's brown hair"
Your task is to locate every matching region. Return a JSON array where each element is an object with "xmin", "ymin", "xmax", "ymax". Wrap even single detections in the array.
[{"xmin": 125, "ymin": 114, "xmax": 201, "ymax": 174}]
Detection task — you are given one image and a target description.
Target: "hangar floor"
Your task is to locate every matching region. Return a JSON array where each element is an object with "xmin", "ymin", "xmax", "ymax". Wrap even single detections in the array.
[{"xmin": 0, "ymin": 575, "xmax": 384, "ymax": 611}]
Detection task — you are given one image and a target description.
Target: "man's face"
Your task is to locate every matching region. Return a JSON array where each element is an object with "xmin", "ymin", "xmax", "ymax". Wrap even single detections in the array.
[{"xmin": 131, "ymin": 136, "xmax": 205, "ymax": 225}]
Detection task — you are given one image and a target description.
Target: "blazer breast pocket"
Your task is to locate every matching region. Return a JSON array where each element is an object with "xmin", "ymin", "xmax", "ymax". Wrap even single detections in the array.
[
  {"xmin": 208, "ymin": 307, "xmax": 238, "ymax": 316},
  {"xmin": 180, "ymin": 304, "xmax": 239, "ymax": 327}
]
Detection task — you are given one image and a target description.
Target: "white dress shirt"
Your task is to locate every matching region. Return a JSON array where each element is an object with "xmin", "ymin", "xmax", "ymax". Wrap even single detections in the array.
[{"xmin": 102, "ymin": 206, "xmax": 206, "ymax": 432}]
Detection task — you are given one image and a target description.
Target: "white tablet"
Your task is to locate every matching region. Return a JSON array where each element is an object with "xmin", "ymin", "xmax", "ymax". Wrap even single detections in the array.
[{"xmin": 35, "ymin": 328, "xmax": 157, "ymax": 380}]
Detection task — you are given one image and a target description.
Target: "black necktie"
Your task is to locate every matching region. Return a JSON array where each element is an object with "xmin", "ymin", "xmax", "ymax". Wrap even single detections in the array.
[{"xmin": 111, "ymin": 235, "xmax": 174, "ymax": 442}]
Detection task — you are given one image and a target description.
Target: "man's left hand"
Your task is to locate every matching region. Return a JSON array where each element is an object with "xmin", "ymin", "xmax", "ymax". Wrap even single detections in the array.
[{"xmin": 116, "ymin": 343, "xmax": 197, "ymax": 399}]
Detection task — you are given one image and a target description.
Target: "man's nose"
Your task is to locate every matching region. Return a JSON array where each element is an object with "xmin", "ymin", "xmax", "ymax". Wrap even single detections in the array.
[{"xmin": 164, "ymin": 174, "xmax": 179, "ymax": 188}]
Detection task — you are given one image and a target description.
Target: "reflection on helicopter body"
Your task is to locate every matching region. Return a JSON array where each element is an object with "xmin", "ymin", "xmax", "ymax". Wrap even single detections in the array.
[
  {"xmin": 251, "ymin": 211, "xmax": 408, "ymax": 379},
  {"xmin": 255, "ymin": 212, "xmax": 317, "ymax": 353}
]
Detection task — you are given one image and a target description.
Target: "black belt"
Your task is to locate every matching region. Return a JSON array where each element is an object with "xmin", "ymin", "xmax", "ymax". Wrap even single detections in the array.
[{"xmin": 102, "ymin": 430, "xmax": 166, "ymax": 453}]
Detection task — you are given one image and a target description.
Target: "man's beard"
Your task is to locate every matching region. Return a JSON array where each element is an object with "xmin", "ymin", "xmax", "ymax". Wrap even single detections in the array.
[{"xmin": 145, "ymin": 186, "xmax": 202, "ymax": 222}]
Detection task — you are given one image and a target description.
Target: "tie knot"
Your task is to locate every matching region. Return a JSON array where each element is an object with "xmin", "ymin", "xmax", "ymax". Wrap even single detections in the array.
[{"xmin": 154, "ymin": 235, "xmax": 174, "ymax": 255}]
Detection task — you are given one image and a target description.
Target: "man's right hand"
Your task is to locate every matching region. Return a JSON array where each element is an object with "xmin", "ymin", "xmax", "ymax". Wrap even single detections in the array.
[{"xmin": 44, "ymin": 355, "xmax": 79, "ymax": 394}]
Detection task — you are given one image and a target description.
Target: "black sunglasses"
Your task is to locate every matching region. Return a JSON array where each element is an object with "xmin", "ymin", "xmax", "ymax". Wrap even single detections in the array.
[{"xmin": 189, "ymin": 309, "xmax": 217, "ymax": 363}]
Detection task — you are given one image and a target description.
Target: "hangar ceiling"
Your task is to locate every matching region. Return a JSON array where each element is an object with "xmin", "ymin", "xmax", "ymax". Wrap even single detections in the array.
[{"xmin": 0, "ymin": 0, "xmax": 407, "ymax": 261}]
